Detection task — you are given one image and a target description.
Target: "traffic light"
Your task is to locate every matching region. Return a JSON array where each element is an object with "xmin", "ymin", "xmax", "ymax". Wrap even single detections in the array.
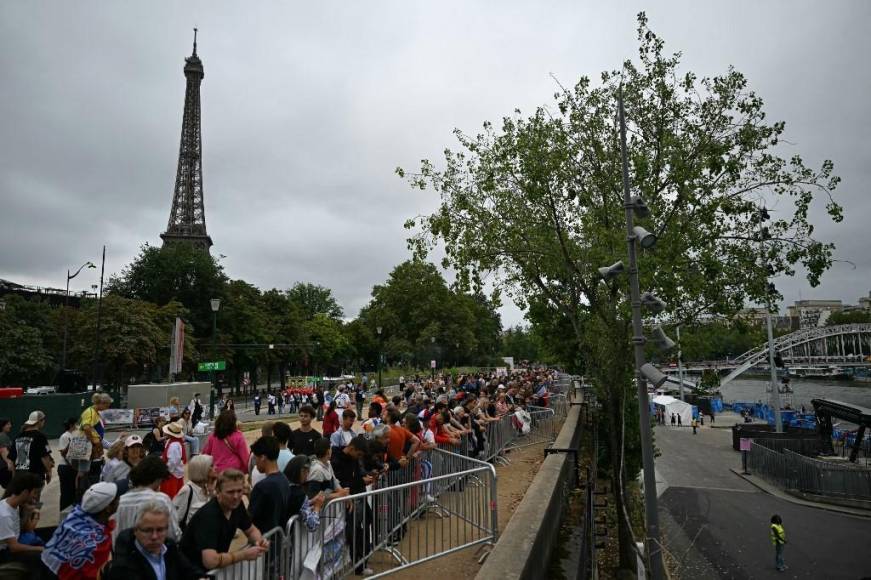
[{"xmin": 774, "ymin": 353, "xmax": 785, "ymax": 368}]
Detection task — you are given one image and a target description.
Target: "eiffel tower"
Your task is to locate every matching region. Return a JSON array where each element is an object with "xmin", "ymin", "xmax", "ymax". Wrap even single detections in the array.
[{"xmin": 161, "ymin": 29, "xmax": 213, "ymax": 252}]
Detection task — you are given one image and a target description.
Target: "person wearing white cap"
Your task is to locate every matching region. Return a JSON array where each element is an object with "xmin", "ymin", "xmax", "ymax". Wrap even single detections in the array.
[
  {"xmin": 42, "ymin": 481, "xmax": 119, "ymax": 578},
  {"xmin": 101, "ymin": 435, "xmax": 144, "ymax": 485},
  {"xmin": 12, "ymin": 411, "xmax": 53, "ymax": 485}
]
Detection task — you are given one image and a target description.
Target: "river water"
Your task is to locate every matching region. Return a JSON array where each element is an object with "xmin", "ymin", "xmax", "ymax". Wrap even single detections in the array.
[{"xmin": 719, "ymin": 377, "xmax": 871, "ymax": 410}]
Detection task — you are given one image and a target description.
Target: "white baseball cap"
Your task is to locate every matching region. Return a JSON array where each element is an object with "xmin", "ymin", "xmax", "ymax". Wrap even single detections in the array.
[{"xmin": 81, "ymin": 482, "xmax": 119, "ymax": 514}]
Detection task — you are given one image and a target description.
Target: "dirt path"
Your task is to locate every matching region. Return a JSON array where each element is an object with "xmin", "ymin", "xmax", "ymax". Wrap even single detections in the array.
[{"xmin": 383, "ymin": 443, "xmax": 548, "ymax": 579}]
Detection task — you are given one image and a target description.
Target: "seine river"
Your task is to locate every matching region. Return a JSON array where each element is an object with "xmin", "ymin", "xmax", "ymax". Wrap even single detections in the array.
[{"xmin": 719, "ymin": 377, "xmax": 871, "ymax": 410}]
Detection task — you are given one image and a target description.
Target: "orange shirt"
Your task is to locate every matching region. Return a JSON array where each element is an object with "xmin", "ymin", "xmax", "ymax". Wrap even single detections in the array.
[{"xmin": 386, "ymin": 425, "xmax": 414, "ymax": 460}]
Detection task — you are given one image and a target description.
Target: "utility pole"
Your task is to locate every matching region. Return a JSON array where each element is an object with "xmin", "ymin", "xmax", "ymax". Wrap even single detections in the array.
[
  {"xmin": 766, "ymin": 311, "xmax": 784, "ymax": 432},
  {"xmin": 619, "ymin": 93, "xmax": 665, "ymax": 580},
  {"xmin": 677, "ymin": 325, "xmax": 685, "ymax": 402}
]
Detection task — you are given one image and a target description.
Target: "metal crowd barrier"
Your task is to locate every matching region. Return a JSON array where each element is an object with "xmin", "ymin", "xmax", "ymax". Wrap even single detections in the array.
[
  {"xmin": 509, "ymin": 407, "xmax": 559, "ymax": 450},
  {"xmin": 209, "ymin": 525, "xmax": 287, "ymax": 580},
  {"xmin": 747, "ymin": 442, "xmax": 871, "ymax": 501},
  {"xmin": 286, "ymin": 448, "xmax": 497, "ymax": 579}
]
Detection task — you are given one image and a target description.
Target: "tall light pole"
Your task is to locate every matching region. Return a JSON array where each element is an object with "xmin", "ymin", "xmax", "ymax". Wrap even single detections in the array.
[
  {"xmin": 61, "ymin": 261, "xmax": 96, "ymax": 370},
  {"xmin": 376, "ymin": 326, "xmax": 383, "ymax": 389},
  {"xmin": 209, "ymin": 298, "xmax": 221, "ymax": 419},
  {"xmin": 676, "ymin": 325, "xmax": 685, "ymax": 402},
  {"xmin": 431, "ymin": 336, "xmax": 436, "ymax": 380},
  {"xmin": 91, "ymin": 246, "xmax": 106, "ymax": 390},
  {"xmin": 618, "ymin": 93, "xmax": 665, "ymax": 580}
]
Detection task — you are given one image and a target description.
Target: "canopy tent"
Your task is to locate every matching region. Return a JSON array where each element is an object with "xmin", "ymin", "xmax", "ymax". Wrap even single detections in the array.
[{"xmin": 652, "ymin": 395, "xmax": 694, "ymax": 426}]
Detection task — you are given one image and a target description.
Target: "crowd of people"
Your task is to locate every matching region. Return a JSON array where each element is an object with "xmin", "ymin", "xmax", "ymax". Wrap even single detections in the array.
[{"xmin": 0, "ymin": 368, "xmax": 559, "ymax": 579}]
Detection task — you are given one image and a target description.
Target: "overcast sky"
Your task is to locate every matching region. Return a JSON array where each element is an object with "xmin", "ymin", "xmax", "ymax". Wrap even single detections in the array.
[{"xmin": 1, "ymin": 1, "xmax": 869, "ymax": 325}]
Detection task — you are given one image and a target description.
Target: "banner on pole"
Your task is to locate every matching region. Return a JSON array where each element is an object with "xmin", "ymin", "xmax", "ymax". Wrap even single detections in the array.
[{"xmin": 169, "ymin": 317, "xmax": 185, "ymax": 376}]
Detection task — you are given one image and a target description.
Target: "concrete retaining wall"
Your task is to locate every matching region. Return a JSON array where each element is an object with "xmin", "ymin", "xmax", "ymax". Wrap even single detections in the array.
[{"xmin": 476, "ymin": 404, "xmax": 583, "ymax": 580}]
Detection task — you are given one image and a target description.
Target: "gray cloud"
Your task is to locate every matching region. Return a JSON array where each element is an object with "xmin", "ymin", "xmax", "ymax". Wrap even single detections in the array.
[{"xmin": 1, "ymin": 1, "xmax": 869, "ymax": 323}]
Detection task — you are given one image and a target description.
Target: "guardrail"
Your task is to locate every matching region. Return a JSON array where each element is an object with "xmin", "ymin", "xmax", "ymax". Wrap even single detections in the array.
[{"xmin": 747, "ymin": 441, "xmax": 871, "ymax": 501}]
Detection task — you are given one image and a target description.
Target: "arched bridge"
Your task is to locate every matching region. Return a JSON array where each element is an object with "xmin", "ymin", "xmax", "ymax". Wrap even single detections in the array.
[{"xmin": 718, "ymin": 323, "xmax": 871, "ymax": 388}]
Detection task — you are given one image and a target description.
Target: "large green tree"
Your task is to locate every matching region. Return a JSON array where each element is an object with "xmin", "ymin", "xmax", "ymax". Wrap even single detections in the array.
[
  {"xmin": 106, "ymin": 243, "xmax": 228, "ymax": 338},
  {"xmin": 287, "ymin": 282, "xmax": 344, "ymax": 321},
  {"xmin": 356, "ymin": 260, "xmax": 502, "ymax": 368},
  {"xmin": 0, "ymin": 295, "xmax": 56, "ymax": 385},
  {"xmin": 400, "ymin": 14, "xmax": 841, "ymax": 569}
]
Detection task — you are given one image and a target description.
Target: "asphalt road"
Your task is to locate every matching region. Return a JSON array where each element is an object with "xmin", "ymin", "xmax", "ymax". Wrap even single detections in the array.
[{"xmin": 654, "ymin": 424, "xmax": 871, "ymax": 579}]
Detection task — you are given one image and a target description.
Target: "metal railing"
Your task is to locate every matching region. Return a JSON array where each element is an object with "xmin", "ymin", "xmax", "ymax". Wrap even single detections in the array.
[
  {"xmin": 207, "ymin": 393, "xmax": 564, "ymax": 579},
  {"xmin": 747, "ymin": 442, "xmax": 871, "ymax": 501},
  {"xmin": 295, "ymin": 449, "xmax": 497, "ymax": 578}
]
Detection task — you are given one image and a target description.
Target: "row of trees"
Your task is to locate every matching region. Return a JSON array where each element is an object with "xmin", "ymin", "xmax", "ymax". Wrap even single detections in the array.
[
  {"xmin": 0, "ymin": 243, "xmax": 509, "ymax": 388},
  {"xmin": 400, "ymin": 14, "xmax": 843, "ymax": 570}
]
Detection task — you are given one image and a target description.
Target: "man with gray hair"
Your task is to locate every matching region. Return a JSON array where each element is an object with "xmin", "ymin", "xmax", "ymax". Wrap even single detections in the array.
[{"xmin": 106, "ymin": 500, "xmax": 205, "ymax": 579}]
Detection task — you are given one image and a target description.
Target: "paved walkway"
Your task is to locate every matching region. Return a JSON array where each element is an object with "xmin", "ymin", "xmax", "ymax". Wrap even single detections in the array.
[{"xmin": 654, "ymin": 424, "xmax": 871, "ymax": 579}]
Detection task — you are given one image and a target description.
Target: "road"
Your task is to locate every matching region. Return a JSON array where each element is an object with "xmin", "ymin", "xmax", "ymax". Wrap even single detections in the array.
[{"xmin": 654, "ymin": 423, "xmax": 871, "ymax": 579}]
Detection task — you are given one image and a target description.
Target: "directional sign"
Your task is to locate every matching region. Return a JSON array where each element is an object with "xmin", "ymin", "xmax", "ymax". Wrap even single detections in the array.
[{"xmin": 198, "ymin": 361, "xmax": 226, "ymax": 371}]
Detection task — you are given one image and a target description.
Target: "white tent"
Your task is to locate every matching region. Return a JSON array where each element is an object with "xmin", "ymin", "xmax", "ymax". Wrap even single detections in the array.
[{"xmin": 652, "ymin": 394, "xmax": 694, "ymax": 426}]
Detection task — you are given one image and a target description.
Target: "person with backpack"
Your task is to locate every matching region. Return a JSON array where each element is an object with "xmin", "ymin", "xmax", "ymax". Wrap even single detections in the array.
[
  {"xmin": 172, "ymin": 455, "xmax": 215, "ymax": 533},
  {"xmin": 142, "ymin": 416, "xmax": 166, "ymax": 457}
]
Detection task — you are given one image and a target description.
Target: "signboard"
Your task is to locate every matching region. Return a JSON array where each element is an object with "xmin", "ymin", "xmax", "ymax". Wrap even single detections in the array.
[
  {"xmin": 739, "ymin": 437, "xmax": 752, "ymax": 452},
  {"xmin": 430, "ymin": 360, "xmax": 437, "ymax": 369},
  {"xmin": 198, "ymin": 361, "xmax": 226, "ymax": 371},
  {"xmin": 100, "ymin": 409, "xmax": 134, "ymax": 426},
  {"xmin": 133, "ymin": 407, "xmax": 174, "ymax": 427}
]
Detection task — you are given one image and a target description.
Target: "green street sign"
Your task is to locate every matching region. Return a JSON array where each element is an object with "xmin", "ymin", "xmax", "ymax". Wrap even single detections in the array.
[{"xmin": 198, "ymin": 361, "xmax": 226, "ymax": 371}]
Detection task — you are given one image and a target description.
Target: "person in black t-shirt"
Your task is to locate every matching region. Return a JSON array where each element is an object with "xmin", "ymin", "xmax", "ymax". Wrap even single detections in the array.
[
  {"xmin": 331, "ymin": 435, "xmax": 374, "ymax": 575},
  {"xmin": 180, "ymin": 469, "xmax": 268, "ymax": 572},
  {"xmin": 249, "ymin": 436, "xmax": 291, "ymax": 533},
  {"xmin": 12, "ymin": 411, "xmax": 53, "ymax": 484},
  {"xmin": 291, "ymin": 405, "xmax": 321, "ymax": 456}
]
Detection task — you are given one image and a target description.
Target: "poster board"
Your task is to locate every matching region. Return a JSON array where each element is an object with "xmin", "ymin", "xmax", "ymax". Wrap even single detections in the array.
[{"xmin": 133, "ymin": 407, "xmax": 174, "ymax": 427}]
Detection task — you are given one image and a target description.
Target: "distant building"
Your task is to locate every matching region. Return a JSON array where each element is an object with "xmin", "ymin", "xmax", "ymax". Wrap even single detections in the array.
[
  {"xmin": 735, "ymin": 307, "xmax": 793, "ymax": 331},
  {"xmin": 859, "ymin": 292, "xmax": 871, "ymax": 311},
  {"xmin": 786, "ymin": 299, "xmax": 843, "ymax": 329},
  {"xmin": 0, "ymin": 278, "xmax": 93, "ymax": 308}
]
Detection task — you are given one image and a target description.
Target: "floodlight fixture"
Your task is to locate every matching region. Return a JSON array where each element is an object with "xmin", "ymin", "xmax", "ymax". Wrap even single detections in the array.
[
  {"xmin": 633, "ymin": 226, "xmax": 657, "ymax": 249},
  {"xmin": 629, "ymin": 196, "xmax": 650, "ymax": 218},
  {"xmin": 640, "ymin": 292, "xmax": 666, "ymax": 314},
  {"xmin": 651, "ymin": 325, "xmax": 676, "ymax": 351},
  {"xmin": 640, "ymin": 363, "xmax": 668, "ymax": 388},
  {"xmin": 598, "ymin": 260, "xmax": 625, "ymax": 280}
]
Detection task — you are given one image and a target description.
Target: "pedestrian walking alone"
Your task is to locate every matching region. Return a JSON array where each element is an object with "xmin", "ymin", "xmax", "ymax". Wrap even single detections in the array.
[
  {"xmin": 691, "ymin": 418, "xmax": 698, "ymax": 435},
  {"xmin": 670, "ymin": 413, "xmax": 676, "ymax": 427},
  {"xmin": 677, "ymin": 414, "xmax": 682, "ymax": 427},
  {"xmin": 770, "ymin": 514, "xmax": 787, "ymax": 571}
]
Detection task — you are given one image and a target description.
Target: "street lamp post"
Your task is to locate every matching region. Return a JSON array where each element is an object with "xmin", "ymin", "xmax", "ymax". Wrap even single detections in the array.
[
  {"xmin": 209, "ymin": 298, "xmax": 221, "ymax": 420},
  {"xmin": 376, "ymin": 326, "xmax": 383, "ymax": 389},
  {"xmin": 618, "ymin": 93, "xmax": 665, "ymax": 580},
  {"xmin": 430, "ymin": 336, "xmax": 436, "ymax": 380},
  {"xmin": 61, "ymin": 261, "xmax": 96, "ymax": 370}
]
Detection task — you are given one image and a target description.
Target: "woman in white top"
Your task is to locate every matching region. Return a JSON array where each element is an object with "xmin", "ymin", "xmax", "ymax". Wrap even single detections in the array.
[
  {"xmin": 172, "ymin": 454, "xmax": 216, "ymax": 531},
  {"xmin": 56, "ymin": 417, "xmax": 79, "ymax": 512}
]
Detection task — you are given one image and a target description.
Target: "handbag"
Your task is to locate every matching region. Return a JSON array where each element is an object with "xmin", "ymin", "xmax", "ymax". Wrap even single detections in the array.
[{"xmin": 65, "ymin": 429, "xmax": 93, "ymax": 462}]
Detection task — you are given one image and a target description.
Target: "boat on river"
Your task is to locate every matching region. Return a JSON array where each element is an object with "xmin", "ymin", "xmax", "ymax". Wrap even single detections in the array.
[{"xmin": 787, "ymin": 365, "xmax": 849, "ymax": 380}]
